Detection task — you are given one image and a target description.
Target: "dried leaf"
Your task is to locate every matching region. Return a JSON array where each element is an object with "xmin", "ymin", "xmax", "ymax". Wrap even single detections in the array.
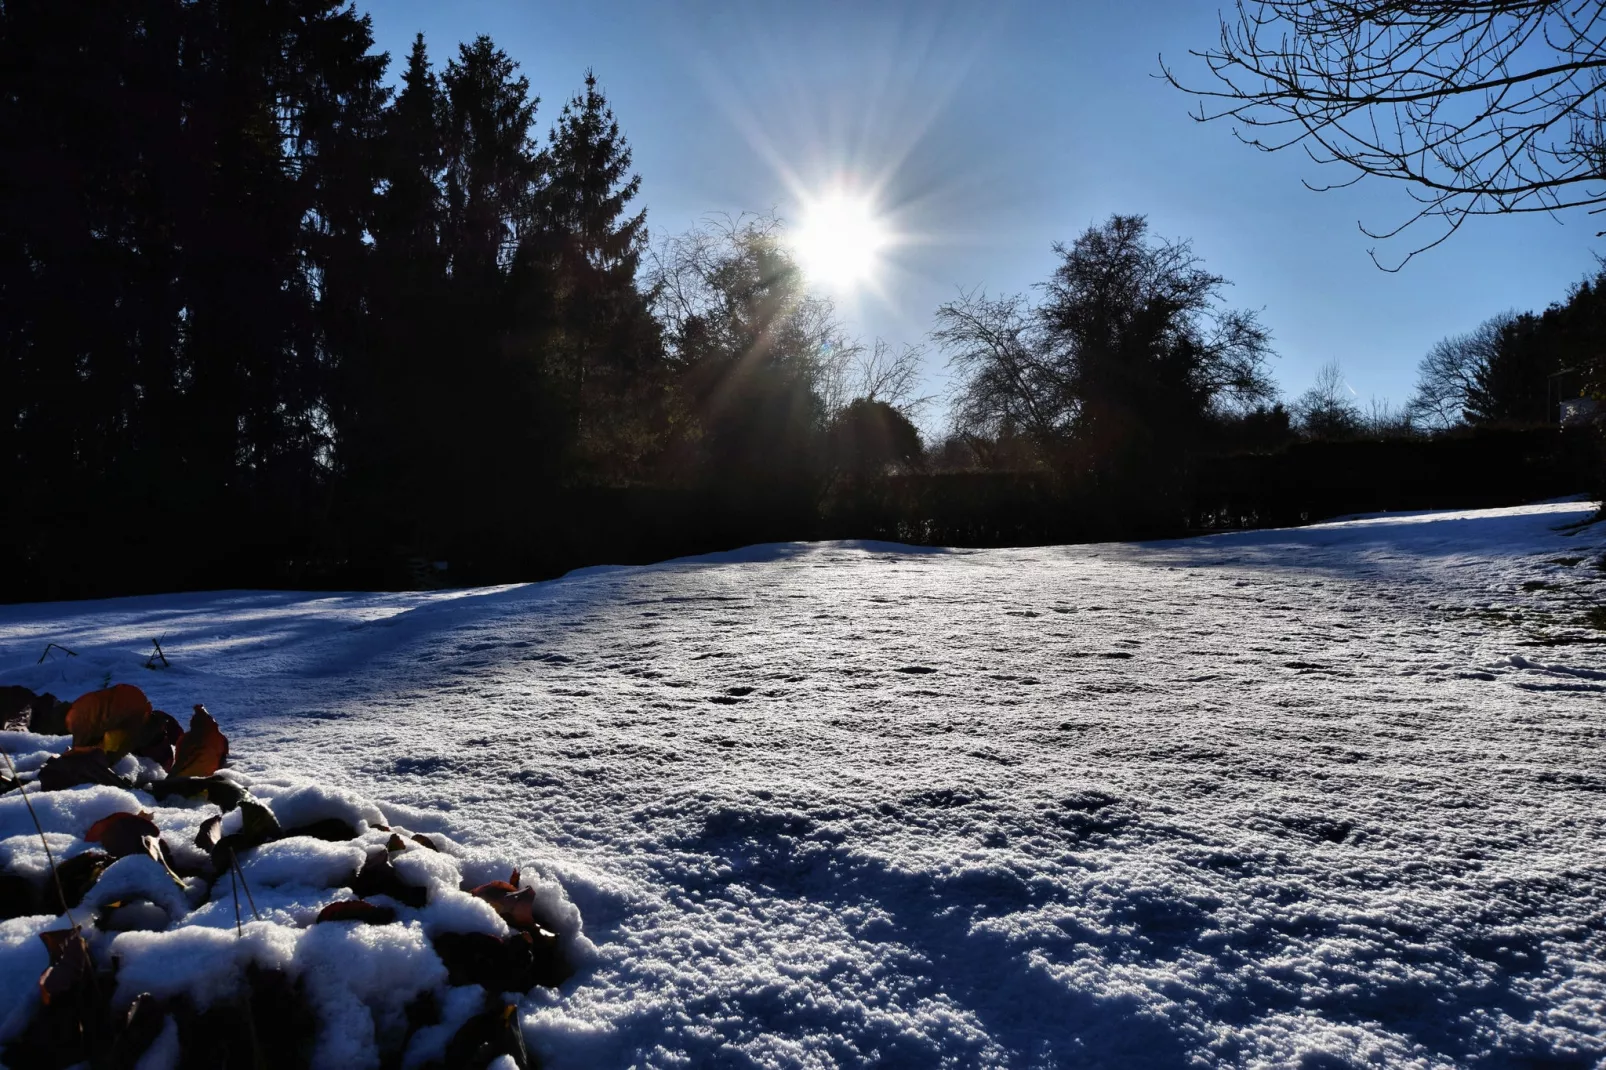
[
  {"xmin": 431, "ymin": 929, "xmax": 569, "ymax": 992},
  {"xmin": 85, "ymin": 811, "xmax": 161, "ymax": 858},
  {"xmin": 237, "ymin": 799, "xmax": 280, "ymax": 842},
  {"xmin": 170, "ymin": 705, "xmax": 228, "ymax": 778},
  {"xmin": 38, "ymin": 747, "xmax": 132, "ymax": 791},
  {"xmin": 385, "ymin": 833, "xmax": 407, "ymax": 853},
  {"xmin": 48, "ymin": 851, "xmax": 112, "ymax": 912},
  {"xmin": 443, "ymin": 997, "xmax": 530, "ymax": 1069},
  {"xmin": 37, "ymin": 928, "xmax": 91, "ymax": 1006},
  {"xmin": 315, "ymin": 899, "xmax": 396, "ymax": 925},
  {"xmin": 469, "ymin": 881, "xmax": 540, "ymax": 934},
  {"xmin": 195, "ymin": 815, "xmax": 222, "ymax": 852},
  {"xmin": 66, "ymin": 684, "xmax": 154, "ymax": 758},
  {"xmin": 134, "ymin": 710, "xmax": 183, "ymax": 772},
  {"xmin": 28, "ymin": 693, "xmax": 70, "ymax": 736},
  {"xmin": 211, "ymin": 798, "xmax": 280, "ymax": 869},
  {"xmin": 112, "ymin": 992, "xmax": 170, "ymax": 1066},
  {"xmin": 84, "ymin": 811, "xmax": 184, "ymax": 887},
  {"xmin": 411, "ymin": 833, "xmax": 439, "ymax": 851},
  {"xmin": 351, "ymin": 850, "xmax": 427, "ymax": 908},
  {"xmin": 148, "ymin": 774, "xmax": 245, "ymax": 811}
]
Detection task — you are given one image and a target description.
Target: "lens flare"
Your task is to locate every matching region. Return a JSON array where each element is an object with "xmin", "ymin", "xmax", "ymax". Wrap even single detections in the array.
[{"xmin": 791, "ymin": 193, "xmax": 888, "ymax": 289}]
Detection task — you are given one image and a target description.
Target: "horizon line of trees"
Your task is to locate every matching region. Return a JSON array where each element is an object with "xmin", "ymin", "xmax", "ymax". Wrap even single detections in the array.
[
  {"xmin": 3, "ymin": 0, "xmax": 1599, "ymax": 598},
  {"xmin": 0, "ymin": 1, "xmax": 936, "ymax": 580}
]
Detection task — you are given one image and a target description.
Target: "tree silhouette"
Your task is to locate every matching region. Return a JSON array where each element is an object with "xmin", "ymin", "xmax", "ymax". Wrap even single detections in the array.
[
  {"xmin": 524, "ymin": 71, "xmax": 663, "ymax": 480},
  {"xmin": 1166, "ymin": 2, "xmax": 1606, "ymax": 268},
  {"xmin": 939, "ymin": 215, "xmax": 1276, "ymax": 481}
]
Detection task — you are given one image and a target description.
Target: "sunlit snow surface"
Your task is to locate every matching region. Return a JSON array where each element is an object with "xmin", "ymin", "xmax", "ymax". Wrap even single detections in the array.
[{"xmin": 4, "ymin": 500, "xmax": 1605, "ymax": 1068}]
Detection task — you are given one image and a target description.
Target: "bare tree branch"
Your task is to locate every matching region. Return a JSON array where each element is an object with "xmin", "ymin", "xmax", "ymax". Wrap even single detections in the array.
[{"xmin": 1163, "ymin": 2, "xmax": 1606, "ymax": 267}]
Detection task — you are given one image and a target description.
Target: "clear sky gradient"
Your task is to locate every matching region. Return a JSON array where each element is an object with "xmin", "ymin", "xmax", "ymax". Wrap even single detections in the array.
[{"xmin": 366, "ymin": 0, "xmax": 1605, "ymax": 426}]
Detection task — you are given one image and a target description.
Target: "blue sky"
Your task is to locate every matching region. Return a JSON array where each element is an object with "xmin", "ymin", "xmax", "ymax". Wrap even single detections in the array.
[{"xmin": 367, "ymin": 0, "xmax": 1604, "ymax": 427}]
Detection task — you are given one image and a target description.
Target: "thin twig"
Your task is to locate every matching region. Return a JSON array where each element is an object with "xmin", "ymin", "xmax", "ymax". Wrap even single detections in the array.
[
  {"xmin": 231, "ymin": 847, "xmax": 260, "ymax": 920},
  {"xmin": 36, "ymin": 643, "xmax": 77, "ymax": 665},
  {"xmin": 0, "ymin": 750, "xmax": 77, "ymax": 931},
  {"xmin": 229, "ymin": 858, "xmax": 242, "ymax": 937}
]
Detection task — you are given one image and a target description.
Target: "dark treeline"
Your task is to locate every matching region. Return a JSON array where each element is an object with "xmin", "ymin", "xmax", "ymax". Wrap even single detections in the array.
[
  {"xmin": 0, "ymin": 2, "xmax": 854, "ymax": 598},
  {"xmin": 3, "ymin": 3, "xmax": 1600, "ymax": 603}
]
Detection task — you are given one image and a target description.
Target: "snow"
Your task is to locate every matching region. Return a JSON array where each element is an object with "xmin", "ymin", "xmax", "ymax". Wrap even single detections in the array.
[
  {"xmin": 2, "ymin": 498, "xmax": 1604, "ymax": 1067},
  {"xmin": 296, "ymin": 919, "xmax": 447, "ymax": 1069}
]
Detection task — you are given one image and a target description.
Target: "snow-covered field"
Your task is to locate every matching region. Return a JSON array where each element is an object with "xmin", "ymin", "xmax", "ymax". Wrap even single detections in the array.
[{"xmin": 3, "ymin": 500, "xmax": 1605, "ymax": 1068}]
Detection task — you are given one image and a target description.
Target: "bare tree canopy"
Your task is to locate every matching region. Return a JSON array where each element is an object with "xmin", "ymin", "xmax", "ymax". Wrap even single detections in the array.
[
  {"xmin": 1165, "ymin": 2, "xmax": 1606, "ymax": 268},
  {"xmin": 816, "ymin": 337, "xmax": 933, "ymax": 420},
  {"xmin": 1405, "ymin": 313, "xmax": 1513, "ymax": 428},
  {"xmin": 937, "ymin": 215, "xmax": 1276, "ymax": 475}
]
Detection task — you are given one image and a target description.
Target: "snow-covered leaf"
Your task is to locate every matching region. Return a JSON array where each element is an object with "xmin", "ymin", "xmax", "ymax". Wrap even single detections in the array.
[
  {"xmin": 37, "ymin": 747, "xmax": 132, "ymax": 791},
  {"xmin": 148, "ymin": 774, "xmax": 245, "ymax": 811},
  {"xmin": 315, "ymin": 899, "xmax": 396, "ymax": 925}
]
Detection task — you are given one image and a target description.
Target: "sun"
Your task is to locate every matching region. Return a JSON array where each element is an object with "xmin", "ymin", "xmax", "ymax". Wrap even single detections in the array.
[{"xmin": 791, "ymin": 193, "xmax": 888, "ymax": 289}]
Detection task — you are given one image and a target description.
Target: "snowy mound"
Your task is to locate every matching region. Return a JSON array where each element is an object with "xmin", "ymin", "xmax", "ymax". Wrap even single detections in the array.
[{"xmin": 0, "ymin": 688, "xmax": 590, "ymax": 1070}]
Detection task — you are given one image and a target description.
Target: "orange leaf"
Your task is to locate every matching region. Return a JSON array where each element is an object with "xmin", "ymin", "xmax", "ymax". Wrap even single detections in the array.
[
  {"xmin": 170, "ymin": 705, "xmax": 228, "ymax": 778},
  {"xmin": 66, "ymin": 685, "xmax": 153, "ymax": 758}
]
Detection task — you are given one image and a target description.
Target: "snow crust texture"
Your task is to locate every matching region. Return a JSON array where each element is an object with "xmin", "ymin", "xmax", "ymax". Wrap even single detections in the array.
[{"xmin": 3, "ymin": 500, "xmax": 1604, "ymax": 1068}]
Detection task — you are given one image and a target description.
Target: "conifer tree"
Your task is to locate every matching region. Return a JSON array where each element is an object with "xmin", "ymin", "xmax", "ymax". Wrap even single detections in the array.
[
  {"xmin": 348, "ymin": 33, "xmax": 448, "ymax": 544},
  {"xmin": 525, "ymin": 72, "xmax": 662, "ymax": 480}
]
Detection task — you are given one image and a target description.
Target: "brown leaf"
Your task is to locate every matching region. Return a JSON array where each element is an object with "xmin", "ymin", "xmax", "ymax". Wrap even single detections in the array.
[
  {"xmin": 315, "ymin": 900, "xmax": 396, "ymax": 925},
  {"xmin": 170, "ymin": 706, "xmax": 228, "ymax": 778},
  {"xmin": 38, "ymin": 747, "xmax": 132, "ymax": 791},
  {"xmin": 149, "ymin": 774, "xmax": 244, "ymax": 811},
  {"xmin": 350, "ymin": 850, "xmax": 427, "ymax": 908},
  {"xmin": 84, "ymin": 811, "xmax": 185, "ymax": 887},
  {"xmin": 66, "ymin": 685, "xmax": 153, "ymax": 758},
  {"xmin": 411, "ymin": 834, "xmax": 439, "ymax": 851},
  {"xmin": 468, "ymin": 880, "xmax": 541, "ymax": 934},
  {"xmin": 443, "ymin": 997, "xmax": 531, "ymax": 1068},
  {"xmin": 134, "ymin": 710, "xmax": 183, "ymax": 772},
  {"xmin": 209, "ymin": 798, "xmax": 281, "ymax": 870},
  {"xmin": 37, "ymin": 928, "xmax": 91, "ymax": 1006},
  {"xmin": 195, "ymin": 815, "xmax": 222, "ymax": 852},
  {"xmin": 113, "ymin": 993, "xmax": 170, "ymax": 1064},
  {"xmin": 28, "ymin": 693, "xmax": 70, "ymax": 736},
  {"xmin": 48, "ymin": 851, "xmax": 112, "ymax": 912},
  {"xmin": 385, "ymin": 834, "xmax": 407, "ymax": 853},
  {"xmin": 431, "ymin": 929, "xmax": 569, "ymax": 992},
  {"xmin": 85, "ymin": 811, "xmax": 161, "ymax": 858}
]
